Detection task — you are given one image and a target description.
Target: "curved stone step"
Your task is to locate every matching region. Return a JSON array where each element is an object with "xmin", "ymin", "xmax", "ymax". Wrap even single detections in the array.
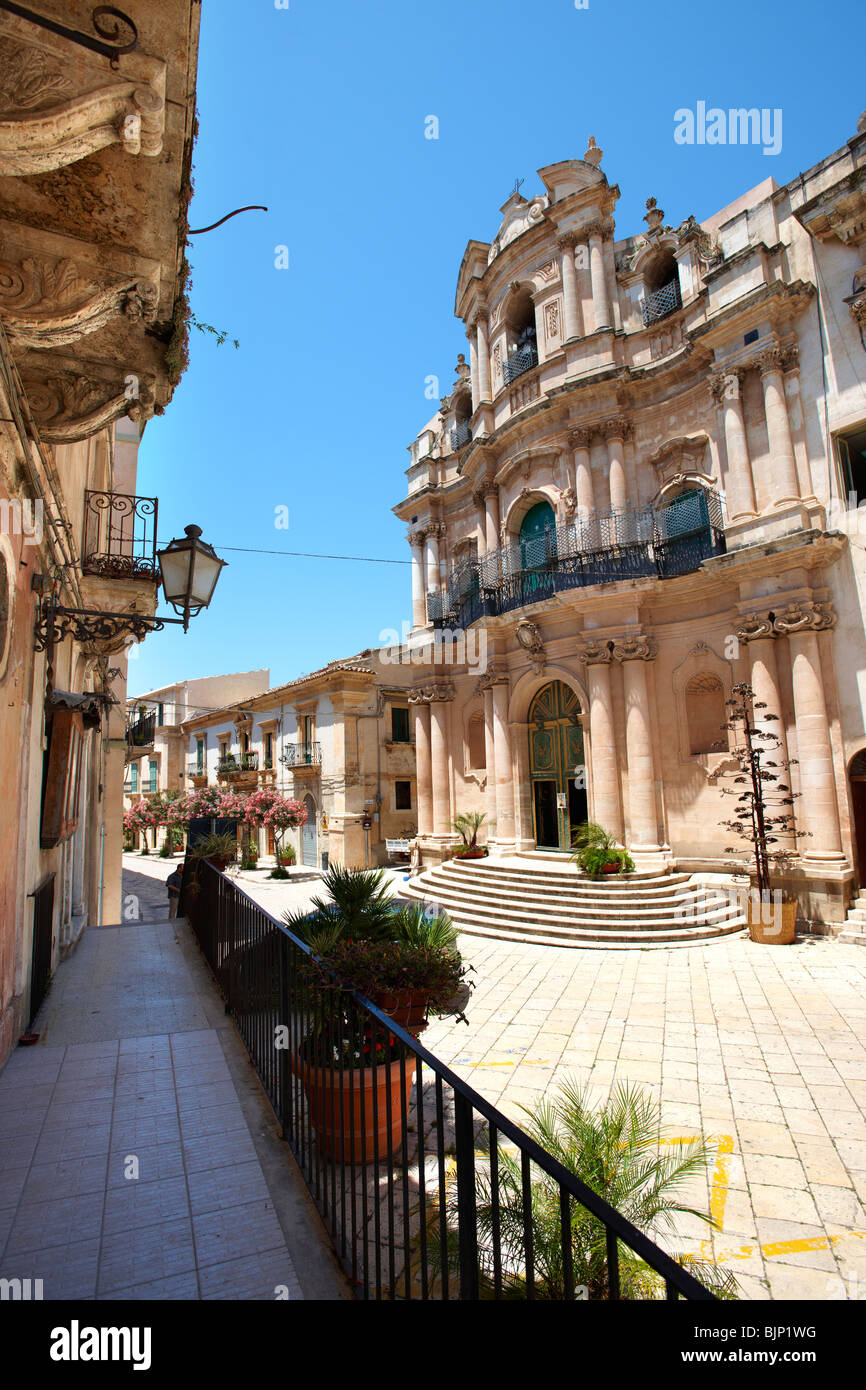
[
  {"xmin": 409, "ymin": 880, "xmax": 741, "ymax": 928},
  {"xmin": 436, "ymin": 862, "xmax": 697, "ymax": 895},
  {"xmin": 428, "ymin": 908, "xmax": 747, "ymax": 949}
]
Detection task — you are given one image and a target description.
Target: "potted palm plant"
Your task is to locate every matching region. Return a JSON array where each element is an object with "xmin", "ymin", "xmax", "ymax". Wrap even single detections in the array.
[
  {"xmin": 451, "ymin": 811, "xmax": 487, "ymax": 859},
  {"xmin": 188, "ymin": 831, "xmax": 238, "ymax": 872},
  {"xmin": 570, "ymin": 822, "xmax": 634, "ymax": 877}
]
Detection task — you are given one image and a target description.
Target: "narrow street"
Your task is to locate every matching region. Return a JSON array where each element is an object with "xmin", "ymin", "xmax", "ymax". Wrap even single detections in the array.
[{"xmin": 0, "ymin": 868, "xmax": 350, "ymax": 1300}]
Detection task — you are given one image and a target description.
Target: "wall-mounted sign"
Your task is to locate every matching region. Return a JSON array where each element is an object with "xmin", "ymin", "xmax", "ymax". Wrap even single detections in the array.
[{"xmin": 556, "ymin": 791, "xmax": 567, "ymax": 810}]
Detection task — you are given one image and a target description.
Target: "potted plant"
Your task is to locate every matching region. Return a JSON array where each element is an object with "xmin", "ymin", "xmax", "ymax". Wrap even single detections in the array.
[
  {"xmin": 719, "ymin": 683, "xmax": 805, "ymax": 944},
  {"xmin": 240, "ymin": 841, "xmax": 259, "ymax": 871},
  {"xmin": 570, "ymin": 822, "xmax": 634, "ymax": 878},
  {"xmin": 278, "ymin": 844, "xmax": 296, "ymax": 867},
  {"xmin": 451, "ymin": 811, "xmax": 488, "ymax": 860},
  {"xmin": 188, "ymin": 831, "xmax": 238, "ymax": 872}
]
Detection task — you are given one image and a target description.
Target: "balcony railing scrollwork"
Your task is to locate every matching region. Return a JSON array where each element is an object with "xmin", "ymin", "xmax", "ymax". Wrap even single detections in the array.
[
  {"xmin": 430, "ymin": 490, "xmax": 726, "ymax": 630},
  {"xmin": 127, "ymin": 711, "xmax": 155, "ymax": 748},
  {"xmin": 218, "ymin": 752, "xmax": 259, "ymax": 776},
  {"xmin": 280, "ymin": 742, "xmax": 322, "ymax": 769},
  {"xmin": 640, "ymin": 279, "xmax": 683, "ymax": 327},
  {"xmin": 82, "ymin": 491, "xmax": 159, "ymax": 582}
]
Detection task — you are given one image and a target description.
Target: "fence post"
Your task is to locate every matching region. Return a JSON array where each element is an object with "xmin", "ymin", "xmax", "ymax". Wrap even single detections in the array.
[{"xmin": 454, "ymin": 1091, "xmax": 479, "ymax": 1300}]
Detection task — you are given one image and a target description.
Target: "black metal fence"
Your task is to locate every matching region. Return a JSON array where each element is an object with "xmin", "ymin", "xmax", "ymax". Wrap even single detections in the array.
[
  {"xmin": 183, "ymin": 864, "xmax": 714, "ymax": 1301},
  {"xmin": 127, "ymin": 711, "xmax": 156, "ymax": 747},
  {"xmin": 429, "ymin": 490, "xmax": 725, "ymax": 629}
]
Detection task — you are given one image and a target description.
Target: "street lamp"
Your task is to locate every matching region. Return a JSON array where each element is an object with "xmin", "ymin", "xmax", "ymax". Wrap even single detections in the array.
[{"xmin": 157, "ymin": 525, "xmax": 227, "ymax": 632}]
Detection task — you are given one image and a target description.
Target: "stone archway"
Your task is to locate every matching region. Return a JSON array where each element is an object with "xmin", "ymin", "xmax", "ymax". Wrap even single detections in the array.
[{"xmin": 527, "ymin": 680, "xmax": 587, "ymax": 850}]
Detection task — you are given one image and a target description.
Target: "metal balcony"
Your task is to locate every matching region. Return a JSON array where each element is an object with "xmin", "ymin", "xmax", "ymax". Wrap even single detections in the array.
[
  {"xmin": 127, "ymin": 712, "xmax": 156, "ymax": 748},
  {"xmin": 187, "ymin": 761, "xmax": 207, "ymax": 779},
  {"xmin": 502, "ymin": 346, "xmax": 539, "ymax": 385},
  {"xmin": 450, "ymin": 420, "xmax": 472, "ymax": 450},
  {"xmin": 640, "ymin": 279, "xmax": 682, "ymax": 327},
  {"xmin": 218, "ymin": 752, "xmax": 259, "ymax": 777},
  {"xmin": 82, "ymin": 491, "xmax": 159, "ymax": 581},
  {"xmin": 432, "ymin": 490, "xmax": 726, "ymax": 631},
  {"xmin": 280, "ymin": 742, "xmax": 322, "ymax": 769}
]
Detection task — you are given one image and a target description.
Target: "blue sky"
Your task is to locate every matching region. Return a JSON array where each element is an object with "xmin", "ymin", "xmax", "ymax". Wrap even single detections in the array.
[{"xmin": 131, "ymin": 0, "xmax": 863, "ymax": 697}]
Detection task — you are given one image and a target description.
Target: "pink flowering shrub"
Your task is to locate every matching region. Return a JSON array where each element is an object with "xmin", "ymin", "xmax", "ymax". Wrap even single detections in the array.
[{"xmin": 244, "ymin": 788, "xmax": 307, "ymax": 864}]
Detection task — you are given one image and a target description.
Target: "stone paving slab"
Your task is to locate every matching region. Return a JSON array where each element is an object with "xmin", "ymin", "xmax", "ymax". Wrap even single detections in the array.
[
  {"xmin": 422, "ymin": 930, "xmax": 866, "ymax": 1301},
  {"xmin": 0, "ymin": 878, "xmax": 350, "ymax": 1302}
]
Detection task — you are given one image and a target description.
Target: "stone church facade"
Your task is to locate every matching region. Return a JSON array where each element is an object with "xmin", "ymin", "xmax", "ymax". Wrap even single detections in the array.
[{"xmin": 393, "ymin": 115, "xmax": 866, "ymax": 930}]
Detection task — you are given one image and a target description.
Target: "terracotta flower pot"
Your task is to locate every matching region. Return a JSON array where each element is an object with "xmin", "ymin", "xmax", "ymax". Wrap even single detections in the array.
[
  {"xmin": 292, "ymin": 1053, "xmax": 416, "ymax": 1164},
  {"xmin": 747, "ymin": 898, "xmax": 797, "ymax": 945},
  {"xmin": 601, "ymin": 861, "xmax": 622, "ymax": 874},
  {"xmin": 455, "ymin": 847, "xmax": 486, "ymax": 860},
  {"xmin": 205, "ymin": 855, "xmax": 231, "ymax": 871},
  {"xmin": 372, "ymin": 987, "xmax": 430, "ymax": 1037}
]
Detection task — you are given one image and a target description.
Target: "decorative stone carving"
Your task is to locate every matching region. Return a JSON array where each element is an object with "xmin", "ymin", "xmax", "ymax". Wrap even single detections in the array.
[
  {"xmin": 675, "ymin": 214, "xmax": 722, "ymax": 266},
  {"xmin": 408, "ymin": 682, "xmax": 456, "ymax": 704},
  {"xmin": 409, "ymin": 528, "xmax": 427, "ymax": 548},
  {"xmin": 560, "ymin": 487, "xmax": 577, "ymax": 519},
  {"xmin": 710, "ymin": 368, "xmax": 744, "ymax": 404},
  {"xmin": 475, "ymin": 664, "xmax": 508, "ymax": 692},
  {"xmin": 536, "ymin": 260, "xmax": 558, "ymax": 282},
  {"xmin": 849, "ymin": 296, "xmax": 866, "ymax": 331},
  {"xmin": 509, "ymin": 375, "xmax": 540, "ymax": 411},
  {"xmin": 772, "ymin": 601, "xmax": 837, "ymax": 634},
  {"xmin": 757, "ymin": 346, "xmax": 785, "ymax": 377},
  {"xmin": 601, "ymin": 417, "xmax": 632, "ymax": 441},
  {"xmin": 648, "ymin": 433, "xmax": 710, "ymax": 484},
  {"xmin": 584, "ymin": 135, "xmax": 603, "ymax": 168},
  {"xmin": 612, "ymin": 634, "xmax": 657, "ymax": 662},
  {"xmin": 581, "ymin": 639, "xmax": 613, "ymax": 665},
  {"xmin": 0, "ymin": 253, "xmax": 157, "ymax": 347},
  {"xmin": 568, "ymin": 424, "xmax": 595, "ymax": 450},
  {"xmin": 644, "ymin": 197, "xmax": 665, "ymax": 234},
  {"xmin": 0, "ymin": 20, "xmax": 167, "ymax": 176},
  {"xmin": 493, "ymin": 343, "xmax": 502, "ymax": 381},
  {"xmin": 18, "ymin": 362, "xmax": 155, "ymax": 442},
  {"xmin": 545, "ymin": 299, "xmax": 560, "ymax": 342},
  {"xmin": 515, "ymin": 620, "xmax": 546, "ymax": 673},
  {"xmin": 780, "ymin": 344, "xmax": 800, "ymax": 372},
  {"xmin": 736, "ymin": 613, "xmax": 776, "ymax": 643}
]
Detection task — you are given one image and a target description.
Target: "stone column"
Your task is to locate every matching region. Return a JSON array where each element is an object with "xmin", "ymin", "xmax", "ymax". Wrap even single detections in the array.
[
  {"xmin": 712, "ymin": 369, "xmax": 756, "ymax": 521},
  {"xmin": 587, "ymin": 220, "xmax": 611, "ymax": 332},
  {"xmin": 774, "ymin": 603, "xmax": 844, "ymax": 863},
  {"xmin": 467, "ymin": 329, "xmax": 479, "ymax": 414},
  {"xmin": 558, "ymin": 233, "xmax": 582, "ymax": 342},
  {"xmin": 603, "ymin": 418, "xmax": 630, "ymax": 512},
  {"xmin": 569, "ymin": 426, "xmax": 595, "ymax": 517},
  {"xmin": 481, "ymin": 682, "xmax": 497, "ymax": 836},
  {"xmin": 614, "ymin": 635, "xmax": 660, "ymax": 849},
  {"xmin": 429, "ymin": 685, "xmax": 454, "ymax": 838},
  {"xmin": 758, "ymin": 347, "xmax": 800, "ymax": 507},
  {"xmin": 737, "ymin": 614, "xmax": 795, "ymax": 854},
  {"xmin": 479, "ymin": 482, "xmax": 500, "ymax": 554},
  {"xmin": 410, "ymin": 529, "xmax": 428, "ymax": 628},
  {"xmin": 411, "ymin": 697, "xmax": 433, "ymax": 836},
  {"xmin": 475, "ymin": 309, "xmax": 492, "ymax": 404},
  {"xmin": 582, "ymin": 642, "xmax": 623, "ymax": 842},
  {"xmin": 424, "ymin": 526, "xmax": 441, "ymax": 596},
  {"xmin": 491, "ymin": 674, "xmax": 515, "ymax": 844}
]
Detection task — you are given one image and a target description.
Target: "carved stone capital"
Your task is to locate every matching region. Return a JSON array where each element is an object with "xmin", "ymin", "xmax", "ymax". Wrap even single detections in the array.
[
  {"xmin": 772, "ymin": 601, "xmax": 837, "ymax": 635},
  {"xmin": 472, "ymin": 480, "xmax": 498, "ymax": 506},
  {"xmin": 736, "ymin": 612, "xmax": 776, "ymax": 643},
  {"xmin": 757, "ymin": 346, "xmax": 785, "ymax": 378},
  {"xmin": 601, "ymin": 417, "xmax": 632, "ymax": 442},
  {"xmin": 780, "ymin": 344, "xmax": 800, "ymax": 373},
  {"xmin": 568, "ymin": 424, "xmax": 595, "ymax": 450},
  {"xmin": 409, "ymin": 528, "xmax": 427, "ymax": 548},
  {"xmin": 612, "ymin": 634, "xmax": 657, "ymax": 662},
  {"xmin": 557, "ymin": 231, "xmax": 579, "ymax": 251},
  {"xmin": 581, "ymin": 639, "xmax": 613, "ymax": 665},
  {"xmin": 476, "ymin": 664, "xmax": 508, "ymax": 692},
  {"xmin": 710, "ymin": 369, "xmax": 743, "ymax": 404},
  {"xmin": 583, "ymin": 218, "xmax": 605, "ymax": 241}
]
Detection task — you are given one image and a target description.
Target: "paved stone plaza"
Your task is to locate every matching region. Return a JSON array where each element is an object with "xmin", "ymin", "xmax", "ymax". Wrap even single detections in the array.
[
  {"xmin": 422, "ymin": 930, "xmax": 866, "ymax": 1300},
  {"xmin": 0, "ymin": 862, "xmax": 349, "ymax": 1301}
]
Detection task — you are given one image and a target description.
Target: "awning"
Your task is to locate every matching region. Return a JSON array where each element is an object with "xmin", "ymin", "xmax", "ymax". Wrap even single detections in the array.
[{"xmin": 47, "ymin": 691, "xmax": 104, "ymax": 730}]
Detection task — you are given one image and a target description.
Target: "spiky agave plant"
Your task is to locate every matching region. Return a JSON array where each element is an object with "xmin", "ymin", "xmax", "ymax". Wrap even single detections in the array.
[
  {"xmin": 446, "ymin": 1078, "xmax": 738, "ymax": 1300},
  {"xmin": 390, "ymin": 902, "xmax": 459, "ymax": 952}
]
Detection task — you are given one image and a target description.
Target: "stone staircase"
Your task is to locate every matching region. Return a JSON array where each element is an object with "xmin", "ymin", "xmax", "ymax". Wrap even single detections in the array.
[
  {"xmin": 838, "ymin": 892, "xmax": 866, "ymax": 946},
  {"xmin": 401, "ymin": 855, "xmax": 748, "ymax": 949}
]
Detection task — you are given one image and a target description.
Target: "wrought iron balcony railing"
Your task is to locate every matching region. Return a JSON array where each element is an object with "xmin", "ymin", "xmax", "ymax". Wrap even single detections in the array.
[
  {"xmin": 127, "ymin": 712, "xmax": 156, "ymax": 747},
  {"xmin": 82, "ymin": 491, "xmax": 159, "ymax": 582},
  {"xmin": 430, "ymin": 490, "xmax": 725, "ymax": 630},
  {"xmin": 502, "ymin": 345, "xmax": 539, "ymax": 385},
  {"xmin": 450, "ymin": 420, "xmax": 472, "ymax": 451},
  {"xmin": 640, "ymin": 279, "xmax": 682, "ymax": 327},
  {"xmin": 219, "ymin": 752, "xmax": 259, "ymax": 775},
  {"xmin": 187, "ymin": 761, "xmax": 207, "ymax": 778},
  {"xmin": 280, "ymin": 742, "xmax": 322, "ymax": 768}
]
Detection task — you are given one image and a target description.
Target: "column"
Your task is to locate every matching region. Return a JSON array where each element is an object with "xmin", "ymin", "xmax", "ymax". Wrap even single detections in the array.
[
  {"xmin": 558, "ymin": 234, "xmax": 581, "ymax": 342},
  {"xmin": 616, "ymin": 637, "xmax": 659, "ymax": 849},
  {"xmin": 412, "ymin": 698, "xmax": 433, "ymax": 836},
  {"xmin": 467, "ymin": 330, "xmax": 479, "ymax": 414},
  {"xmin": 491, "ymin": 677, "xmax": 515, "ymax": 843},
  {"xmin": 569, "ymin": 426, "xmax": 595, "ymax": 517},
  {"xmin": 482, "ymin": 684, "xmax": 497, "ymax": 835},
  {"xmin": 587, "ymin": 220, "xmax": 611, "ymax": 332},
  {"xmin": 430, "ymin": 688, "xmax": 453, "ymax": 838},
  {"xmin": 410, "ymin": 530, "xmax": 427, "ymax": 629},
  {"xmin": 776, "ymin": 607, "xmax": 844, "ymax": 862},
  {"xmin": 738, "ymin": 616, "xmax": 795, "ymax": 854},
  {"xmin": 425, "ymin": 527, "xmax": 441, "ymax": 595},
  {"xmin": 480, "ymin": 482, "xmax": 500, "ymax": 554},
  {"xmin": 758, "ymin": 348, "xmax": 800, "ymax": 507},
  {"xmin": 475, "ymin": 309, "xmax": 492, "ymax": 404},
  {"xmin": 603, "ymin": 419, "xmax": 630, "ymax": 513},
  {"xmin": 582, "ymin": 645, "xmax": 623, "ymax": 842},
  {"xmin": 712, "ymin": 370, "xmax": 756, "ymax": 521}
]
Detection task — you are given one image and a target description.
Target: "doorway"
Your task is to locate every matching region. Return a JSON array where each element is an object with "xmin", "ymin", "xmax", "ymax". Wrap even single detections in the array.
[
  {"xmin": 29, "ymin": 874, "xmax": 55, "ymax": 1026},
  {"xmin": 302, "ymin": 794, "xmax": 317, "ymax": 868},
  {"xmin": 849, "ymin": 750, "xmax": 866, "ymax": 887},
  {"xmin": 528, "ymin": 681, "xmax": 587, "ymax": 851}
]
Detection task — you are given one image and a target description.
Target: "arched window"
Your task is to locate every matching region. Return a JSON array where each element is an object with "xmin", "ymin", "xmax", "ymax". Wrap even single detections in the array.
[
  {"xmin": 641, "ymin": 249, "xmax": 682, "ymax": 326},
  {"xmin": 685, "ymin": 673, "xmax": 727, "ymax": 755},
  {"xmin": 467, "ymin": 713, "xmax": 486, "ymax": 771},
  {"xmin": 503, "ymin": 288, "xmax": 538, "ymax": 382},
  {"xmin": 450, "ymin": 389, "xmax": 473, "ymax": 451},
  {"xmin": 518, "ymin": 500, "xmax": 557, "ymax": 569}
]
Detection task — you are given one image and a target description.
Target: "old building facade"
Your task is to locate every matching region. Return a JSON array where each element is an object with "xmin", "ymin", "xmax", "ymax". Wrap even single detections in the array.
[
  {"xmin": 0, "ymin": 1, "xmax": 200, "ymax": 1063},
  {"xmin": 395, "ymin": 115, "xmax": 866, "ymax": 930},
  {"xmin": 181, "ymin": 653, "xmax": 420, "ymax": 869}
]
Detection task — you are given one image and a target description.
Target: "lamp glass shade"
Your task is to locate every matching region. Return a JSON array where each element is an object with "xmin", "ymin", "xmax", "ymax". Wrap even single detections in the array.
[
  {"xmin": 187, "ymin": 547, "xmax": 224, "ymax": 608},
  {"xmin": 157, "ymin": 526, "xmax": 226, "ymax": 617},
  {"xmin": 157, "ymin": 545, "xmax": 193, "ymax": 606}
]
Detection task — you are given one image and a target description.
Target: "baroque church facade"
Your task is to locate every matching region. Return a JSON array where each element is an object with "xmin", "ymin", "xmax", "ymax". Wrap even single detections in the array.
[{"xmin": 393, "ymin": 115, "xmax": 866, "ymax": 931}]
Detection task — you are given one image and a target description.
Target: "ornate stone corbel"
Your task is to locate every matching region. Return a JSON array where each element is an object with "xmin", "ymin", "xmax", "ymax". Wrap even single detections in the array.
[
  {"xmin": 736, "ymin": 613, "xmax": 776, "ymax": 643},
  {"xmin": 19, "ymin": 363, "xmax": 155, "ymax": 442},
  {"xmin": 612, "ymin": 634, "xmax": 657, "ymax": 662},
  {"xmin": 0, "ymin": 255, "xmax": 158, "ymax": 347},
  {"xmin": 560, "ymin": 487, "xmax": 577, "ymax": 519}
]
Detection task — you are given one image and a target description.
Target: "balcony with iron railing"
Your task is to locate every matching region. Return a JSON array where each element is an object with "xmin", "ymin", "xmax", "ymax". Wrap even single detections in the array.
[
  {"xmin": 428, "ymin": 490, "xmax": 726, "ymax": 629},
  {"xmin": 502, "ymin": 344, "xmax": 539, "ymax": 385},
  {"xmin": 127, "ymin": 712, "xmax": 156, "ymax": 748},
  {"xmin": 187, "ymin": 761, "xmax": 207, "ymax": 781},
  {"xmin": 450, "ymin": 420, "xmax": 472, "ymax": 451},
  {"xmin": 218, "ymin": 752, "xmax": 260, "ymax": 779},
  {"xmin": 640, "ymin": 279, "xmax": 682, "ymax": 327},
  {"xmin": 82, "ymin": 491, "xmax": 159, "ymax": 582},
  {"xmin": 280, "ymin": 742, "xmax": 322, "ymax": 770}
]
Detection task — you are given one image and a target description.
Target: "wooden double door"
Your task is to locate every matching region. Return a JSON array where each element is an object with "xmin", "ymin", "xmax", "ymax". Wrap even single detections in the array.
[{"xmin": 528, "ymin": 682, "xmax": 587, "ymax": 850}]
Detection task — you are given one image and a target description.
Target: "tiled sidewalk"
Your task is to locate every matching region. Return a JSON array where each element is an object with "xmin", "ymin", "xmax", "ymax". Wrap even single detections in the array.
[
  {"xmin": 423, "ymin": 930, "xmax": 866, "ymax": 1301},
  {"xmin": 0, "ymin": 888, "xmax": 350, "ymax": 1300}
]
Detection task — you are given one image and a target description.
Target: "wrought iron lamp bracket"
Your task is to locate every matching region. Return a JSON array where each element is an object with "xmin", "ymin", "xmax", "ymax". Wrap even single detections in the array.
[{"xmin": 34, "ymin": 600, "xmax": 182, "ymax": 653}]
